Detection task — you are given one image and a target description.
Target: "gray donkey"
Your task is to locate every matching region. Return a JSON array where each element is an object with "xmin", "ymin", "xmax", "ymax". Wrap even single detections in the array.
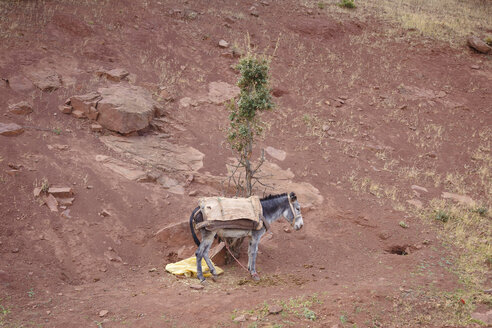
[{"xmin": 189, "ymin": 192, "xmax": 304, "ymax": 282}]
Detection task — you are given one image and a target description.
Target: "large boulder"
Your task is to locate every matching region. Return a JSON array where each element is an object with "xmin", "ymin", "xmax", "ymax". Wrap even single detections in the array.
[{"xmin": 96, "ymin": 85, "xmax": 160, "ymax": 134}]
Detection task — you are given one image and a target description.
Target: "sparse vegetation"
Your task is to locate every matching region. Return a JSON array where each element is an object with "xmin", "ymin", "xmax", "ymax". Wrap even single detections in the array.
[
  {"xmin": 434, "ymin": 210, "xmax": 451, "ymax": 222},
  {"xmin": 40, "ymin": 178, "xmax": 50, "ymax": 192},
  {"xmin": 363, "ymin": 0, "xmax": 492, "ymax": 44},
  {"xmin": 338, "ymin": 0, "xmax": 356, "ymax": 9}
]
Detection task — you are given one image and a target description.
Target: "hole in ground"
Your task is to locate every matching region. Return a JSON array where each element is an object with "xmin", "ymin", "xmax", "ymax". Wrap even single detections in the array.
[{"xmin": 386, "ymin": 245, "xmax": 409, "ymax": 255}]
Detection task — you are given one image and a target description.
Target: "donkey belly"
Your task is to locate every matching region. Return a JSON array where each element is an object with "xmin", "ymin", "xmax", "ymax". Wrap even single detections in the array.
[{"xmin": 216, "ymin": 229, "xmax": 252, "ymax": 239}]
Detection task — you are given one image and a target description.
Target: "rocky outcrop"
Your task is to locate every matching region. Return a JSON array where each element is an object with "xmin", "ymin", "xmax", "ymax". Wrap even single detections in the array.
[
  {"xmin": 70, "ymin": 92, "xmax": 101, "ymax": 116},
  {"xmin": 467, "ymin": 35, "xmax": 491, "ymax": 54},
  {"xmin": 65, "ymin": 85, "xmax": 162, "ymax": 134},
  {"xmin": 97, "ymin": 85, "xmax": 160, "ymax": 134},
  {"xmin": 27, "ymin": 69, "xmax": 62, "ymax": 92},
  {"xmin": 100, "ymin": 135, "xmax": 204, "ymax": 172},
  {"xmin": 8, "ymin": 101, "xmax": 33, "ymax": 115},
  {"xmin": 0, "ymin": 123, "xmax": 24, "ymax": 136}
]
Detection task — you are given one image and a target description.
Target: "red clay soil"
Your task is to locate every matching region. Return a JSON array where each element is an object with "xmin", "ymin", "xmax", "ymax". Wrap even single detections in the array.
[{"xmin": 0, "ymin": 0, "xmax": 491, "ymax": 327}]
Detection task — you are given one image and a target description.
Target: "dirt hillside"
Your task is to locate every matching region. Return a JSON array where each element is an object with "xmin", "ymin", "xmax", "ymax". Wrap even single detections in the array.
[{"xmin": 0, "ymin": 0, "xmax": 491, "ymax": 327}]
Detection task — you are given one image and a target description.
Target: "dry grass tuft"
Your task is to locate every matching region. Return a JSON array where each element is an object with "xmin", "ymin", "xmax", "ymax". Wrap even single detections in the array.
[{"xmin": 362, "ymin": 0, "xmax": 492, "ymax": 44}]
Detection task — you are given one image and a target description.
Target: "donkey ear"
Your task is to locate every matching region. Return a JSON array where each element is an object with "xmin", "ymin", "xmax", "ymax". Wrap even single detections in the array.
[{"xmin": 289, "ymin": 192, "xmax": 297, "ymax": 201}]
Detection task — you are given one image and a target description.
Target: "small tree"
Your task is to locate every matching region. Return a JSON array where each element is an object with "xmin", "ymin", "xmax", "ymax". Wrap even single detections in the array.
[
  {"xmin": 227, "ymin": 55, "xmax": 274, "ymax": 197},
  {"xmin": 224, "ymin": 54, "xmax": 274, "ymax": 261}
]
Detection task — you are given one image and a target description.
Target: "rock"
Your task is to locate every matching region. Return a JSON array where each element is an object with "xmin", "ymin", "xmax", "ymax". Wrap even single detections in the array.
[
  {"xmin": 29, "ymin": 70, "xmax": 62, "ymax": 92},
  {"xmin": 233, "ymin": 315, "xmax": 246, "ymax": 322},
  {"xmin": 218, "ymin": 39, "xmax": 229, "ymax": 48},
  {"xmin": 104, "ymin": 251, "xmax": 122, "ymax": 262},
  {"xmin": 95, "ymin": 154, "xmax": 147, "ymax": 181},
  {"xmin": 50, "ymin": 144, "xmax": 69, "ymax": 151},
  {"xmin": 436, "ymin": 91, "xmax": 446, "ymax": 98},
  {"xmin": 207, "ymin": 81, "xmax": 240, "ymax": 105},
  {"xmin": 157, "ymin": 175, "xmax": 185, "ymax": 195},
  {"xmin": 249, "ymin": 315, "xmax": 258, "ymax": 321},
  {"xmin": 11, "ymin": 248, "xmax": 19, "ymax": 253},
  {"xmin": 268, "ymin": 305, "xmax": 283, "ymax": 314},
  {"xmin": 99, "ymin": 310, "xmax": 109, "ymax": 317},
  {"xmin": 471, "ymin": 310, "xmax": 492, "ymax": 325},
  {"xmin": 149, "ymin": 268, "xmax": 157, "ymax": 272},
  {"xmin": 265, "ymin": 146, "xmax": 287, "ymax": 161},
  {"xmin": 44, "ymin": 194, "xmax": 59, "ymax": 212},
  {"xmin": 407, "ymin": 199, "xmax": 423, "ymax": 209},
  {"xmin": 97, "ymin": 85, "xmax": 159, "ymax": 134},
  {"xmin": 48, "ymin": 187, "xmax": 73, "ymax": 198},
  {"xmin": 442, "ymin": 192, "xmax": 475, "ymax": 207},
  {"xmin": 87, "ymin": 106, "xmax": 99, "ymax": 120},
  {"xmin": 96, "ymin": 68, "xmax": 129, "ymax": 82},
  {"xmin": 179, "ymin": 97, "xmax": 197, "ymax": 108},
  {"xmin": 59, "ymin": 105, "xmax": 72, "ymax": 114},
  {"xmin": 8, "ymin": 101, "xmax": 33, "ymax": 115},
  {"xmin": 70, "ymin": 92, "xmax": 102, "ymax": 115},
  {"xmin": 61, "ymin": 209, "xmax": 71, "ymax": 219},
  {"xmin": 100, "ymin": 135, "xmax": 204, "ymax": 173},
  {"xmin": 250, "ymin": 6, "xmax": 259, "ymax": 17},
  {"xmin": 99, "ymin": 209, "xmax": 111, "ymax": 217},
  {"xmin": 71, "ymin": 110, "xmax": 85, "ymax": 119},
  {"xmin": 137, "ymin": 170, "xmax": 162, "ymax": 183},
  {"xmin": 56, "ymin": 197, "xmax": 74, "ymax": 206},
  {"xmin": 411, "ymin": 185, "xmax": 428, "ymax": 194},
  {"xmin": 471, "ymin": 65, "xmax": 480, "ymax": 70},
  {"xmin": 378, "ymin": 231, "xmax": 391, "ymax": 240},
  {"xmin": 90, "ymin": 123, "xmax": 103, "ymax": 132},
  {"xmin": 467, "ymin": 35, "xmax": 491, "ymax": 54},
  {"xmin": 188, "ymin": 190, "xmax": 198, "ymax": 196},
  {"xmin": 33, "ymin": 187, "xmax": 42, "ymax": 197},
  {"xmin": 0, "ymin": 123, "xmax": 24, "ymax": 136},
  {"xmin": 189, "ymin": 284, "xmax": 204, "ymax": 290}
]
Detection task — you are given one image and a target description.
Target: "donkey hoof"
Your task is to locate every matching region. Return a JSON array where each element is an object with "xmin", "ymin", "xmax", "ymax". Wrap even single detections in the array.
[
  {"xmin": 251, "ymin": 273, "xmax": 260, "ymax": 281},
  {"xmin": 200, "ymin": 279, "xmax": 208, "ymax": 285},
  {"xmin": 211, "ymin": 275, "xmax": 219, "ymax": 282}
]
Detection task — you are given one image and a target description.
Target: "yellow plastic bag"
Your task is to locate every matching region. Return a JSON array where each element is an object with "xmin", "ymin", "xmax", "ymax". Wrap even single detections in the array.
[{"xmin": 165, "ymin": 256, "xmax": 224, "ymax": 278}]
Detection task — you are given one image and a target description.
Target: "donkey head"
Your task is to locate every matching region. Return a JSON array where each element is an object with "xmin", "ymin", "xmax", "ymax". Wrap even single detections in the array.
[{"xmin": 285, "ymin": 192, "xmax": 304, "ymax": 230}]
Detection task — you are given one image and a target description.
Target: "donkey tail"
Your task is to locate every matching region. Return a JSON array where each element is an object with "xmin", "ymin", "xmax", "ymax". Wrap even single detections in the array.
[{"xmin": 189, "ymin": 206, "xmax": 201, "ymax": 246}]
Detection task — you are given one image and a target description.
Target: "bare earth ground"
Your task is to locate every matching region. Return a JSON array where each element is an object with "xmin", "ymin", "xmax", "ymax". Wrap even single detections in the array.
[{"xmin": 0, "ymin": 0, "xmax": 491, "ymax": 327}]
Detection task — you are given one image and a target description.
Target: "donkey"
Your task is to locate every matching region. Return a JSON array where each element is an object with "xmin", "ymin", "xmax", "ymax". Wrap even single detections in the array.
[{"xmin": 189, "ymin": 192, "xmax": 304, "ymax": 282}]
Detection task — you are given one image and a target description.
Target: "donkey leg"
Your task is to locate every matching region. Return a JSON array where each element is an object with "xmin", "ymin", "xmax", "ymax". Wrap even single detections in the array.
[
  {"xmin": 202, "ymin": 242, "xmax": 219, "ymax": 281},
  {"xmin": 249, "ymin": 231, "xmax": 264, "ymax": 281},
  {"xmin": 247, "ymin": 238, "xmax": 254, "ymax": 272},
  {"xmin": 195, "ymin": 230, "xmax": 214, "ymax": 282}
]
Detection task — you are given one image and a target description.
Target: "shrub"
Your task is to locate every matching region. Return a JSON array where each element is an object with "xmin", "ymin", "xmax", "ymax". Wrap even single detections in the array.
[
  {"xmin": 434, "ymin": 210, "xmax": 450, "ymax": 222},
  {"xmin": 338, "ymin": 0, "xmax": 356, "ymax": 9}
]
